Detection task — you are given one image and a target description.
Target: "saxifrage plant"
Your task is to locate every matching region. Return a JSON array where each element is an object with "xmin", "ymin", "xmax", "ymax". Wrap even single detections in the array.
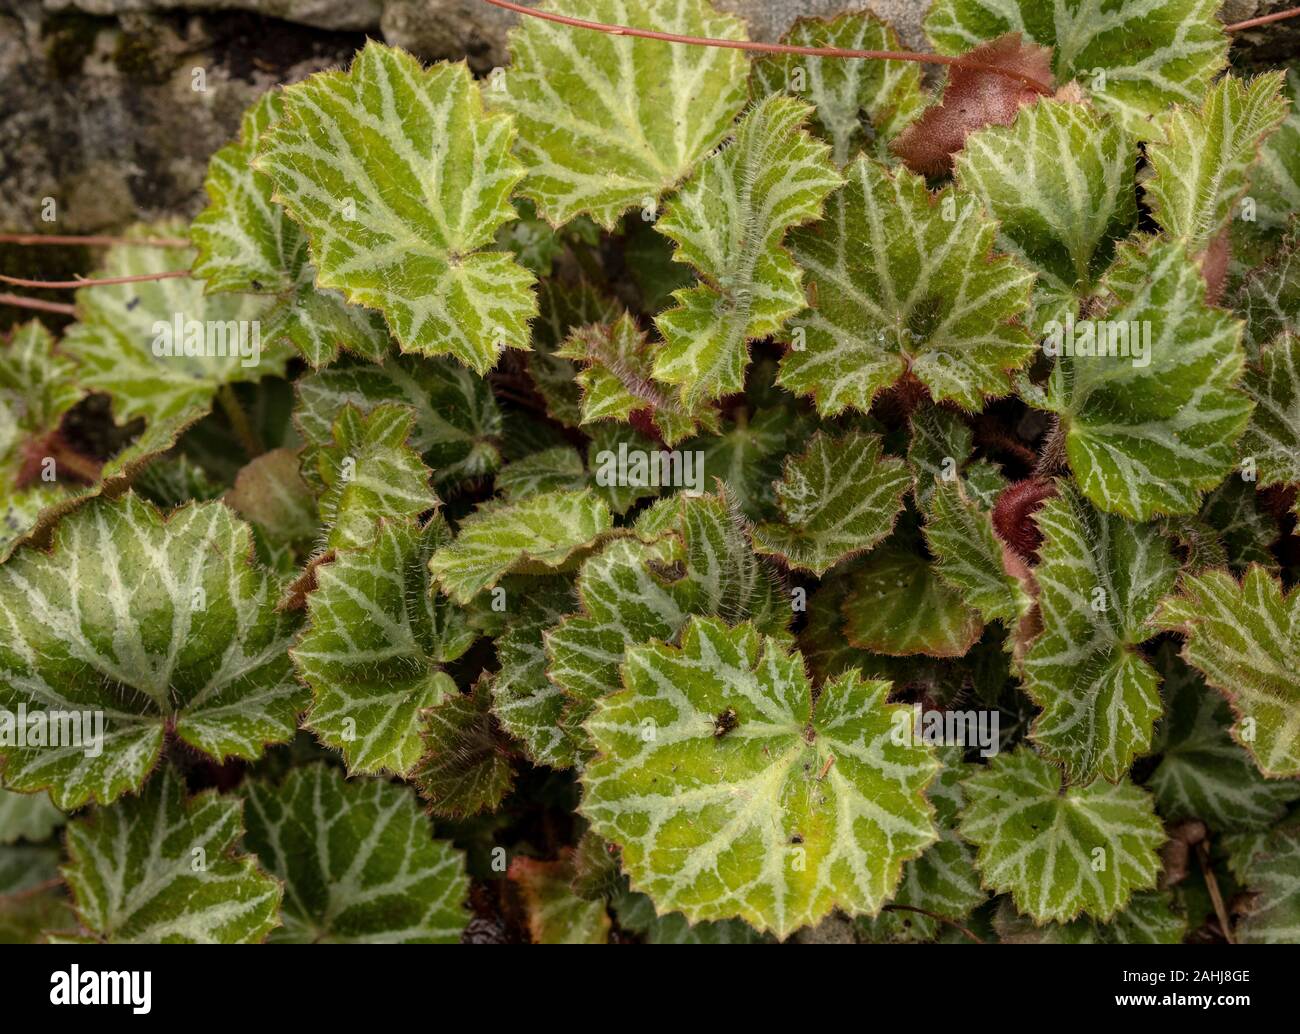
[{"xmin": 1, "ymin": 0, "xmax": 1300, "ymax": 945}]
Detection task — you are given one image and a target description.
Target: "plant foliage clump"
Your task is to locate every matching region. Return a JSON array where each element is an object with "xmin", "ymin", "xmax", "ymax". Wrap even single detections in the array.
[{"xmin": 3, "ymin": 0, "xmax": 1300, "ymax": 945}]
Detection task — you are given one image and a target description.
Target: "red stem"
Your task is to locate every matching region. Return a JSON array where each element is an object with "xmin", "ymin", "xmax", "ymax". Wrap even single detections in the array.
[
  {"xmin": 0, "ymin": 270, "xmax": 189, "ymax": 290},
  {"xmin": 0, "ymin": 293, "xmax": 78, "ymax": 316},
  {"xmin": 1224, "ymin": 5, "xmax": 1300, "ymax": 31},
  {"xmin": 481, "ymin": 0, "xmax": 1054, "ymax": 94}
]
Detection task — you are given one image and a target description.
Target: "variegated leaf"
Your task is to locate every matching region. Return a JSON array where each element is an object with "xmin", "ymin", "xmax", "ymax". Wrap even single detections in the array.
[
  {"xmin": 955, "ymin": 99, "xmax": 1135, "ymax": 325},
  {"xmin": 751, "ymin": 11, "xmax": 925, "ymax": 165},
  {"xmin": 1237, "ymin": 825, "xmax": 1300, "ymax": 944},
  {"xmin": 0, "ymin": 494, "xmax": 304, "ymax": 809},
  {"xmin": 581, "ymin": 616, "xmax": 939, "ymax": 939},
  {"xmin": 63, "ymin": 222, "xmax": 288, "ymax": 453},
  {"xmin": 924, "ymin": 0, "xmax": 1228, "ymax": 136},
  {"xmin": 293, "ymin": 517, "xmax": 474, "ymax": 775},
  {"xmin": 494, "ymin": 0, "xmax": 749, "ymax": 229},
  {"xmin": 777, "ymin": 157, "xmax": 1035, "ymax": 415},
  {"xmin": 1145, "ymin": 73, "xmax": 1289, "ymax": 250},
  {"xmin": 62, "ymin": 768, "xmax": 280, "ymax": 943},
  {"xmin": 1149, "ymin": 645, "xmax": 1300, "ymax": 832},
  {"xmin": 1023, "ymin": 484, "xmax": 1177, "ymax": 782},
  {"xmin": 959, "ymin": 746, "xmax": 1165, "ymax": 923},
  {"xmin": 428, "ymin": 488, "xmax": 613, "ymax": 604},
  {"xmin": 256, "ymin": 42, "xmax": 534, "ymax": 371},
  {"xmin": 191, "ymin": 91, "xmax": 390, "ymax": 367},
  {"xmin": 653, "ymin": 95, "xmax": 843, "ymax": 403},
  {"xmin": 1155, "ymin": 566, "xmax": 1300, "ymax": 778},
  {"xmin": 295, "ymin": 355, "xmax": 503, "ymax": 486},
  {"xmin": 857, "ymin": 747, "xmax": 985, "ymax": 942},
  {"xmin": 312, "ymin": 403, "xmax": 438, "ymax": 551},
  {"xmin": 243, "ymin": 763, "xmax": 469, "ymax": 942},
  {"xmin": 1037, "ymin": 238, "xmax": 1251, "ymax": 520},
  {"xmin": 751, "ymin": 430, "xmax": 910, "ymax": 576},
  {"xmin": 414, "ymin": 676, "xmax": 516, "ymax": 817},
  {"xmin": 1241, "ymin": 333, "xmax": 1300, "ymax": 496}
]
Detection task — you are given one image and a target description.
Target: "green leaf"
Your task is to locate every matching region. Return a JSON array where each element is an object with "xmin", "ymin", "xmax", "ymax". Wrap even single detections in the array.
[
  {"xmin": 924, "ymin": 0, "xmax": 1228, "ymax": 136},
  {"xmin": 1146, "ymin": 73, "xmax": 1289, "ymax": 250},
  {"xmin": 614, "ymin": 890, "xmax": 768, "ymax": 943},
  {"xmin": 955, "ymin": 99, "xmax": 1135, "ymax": 324},
  {"xmin": 428, "ymin": 488, "xmax": 613, "ymax": 605},
  {"xmin": 495, "ymin": 0, "xmax": 749, "ymax": 229},
  {"xmin": 751, "ymin": 12, "xmax": 925, "ymax": 166},
  {"xmin": 489, "ymin": 576, "xmax": 582, "ymax": 768},
  {"xmin": 924, "ymin": 477, "xmax": 1033, "ymax": 630},
  {"xmin": 959, "ymin": 746, "xmax": 1165, "ymax": 923},
  {"xmin": 63, "ymin": 223, "xmax": 289, "ymax": 453},
  {"xmin": 256, "ymin": 42, "xmax": 535, "ymax": 371},
  {"xmin": 992, "ymin": 890, "xmax": 1186, "ymax": 943},
  {"xmin": 857, "ymin": 747, "xmax": 985, "ymax": 942},
  {"xmin": 508, "ymin": 853, "xmax": 610, "ymax": 944},
  {"xmin": 842, "ymin": 541, "xmax": 984, "ymax": 658},
  {"xmin": 556, "ymin": 314, "xmax": 716, "ymax": 445},
  {"xmin": 0, "ymin": 788, "xmax": 63, "ymax": 845},
  {"xmin": 1241, "ymin": 333, "xmax": 1300, "ymax": 495},
  {"xmin": 243, "ymin": 763, "xmax": 469, "ymax": 942},
  {"xmin": 651, "ymin": 95, "xmax": 842, "ymax": 403},
  {"xmin": 685, "ymin": 403, "xmax": 814, "ymax": 519},
  {"xmin": 581, "ymin": 616, "xmax": 938, "ymax": 939},
  {"xmin": 777, "ymin": 157, "xmax": 1035, "ymax": 416},
  {"xmin": 526, "ymin": 279, "xmax": 621, "ymax": 427},
  {"xmin": 1234, "ymin": 228, "xmax": 1300, "ymax": 360},
  {"xmin": 1149, "ymin": 645, "xmax": 1300, "ymax": 832},
  {"xmin": 313, "ymin": 403, "xmax": 438, "ymax": 550},
  {"xmin": 751, "ymin": 430, "xmax": 910, "ymax": 576},
  {"xmin": 1155, "ymin": 566, "xmax": 1300, "ymax": 779},
  {"xmin": 1023, "ymin": 485, "xmax": 1177, "ymax": 782},
  {"xmin": 0, "ymin": 322, "xmax": 96, "ymax": 562},
  {"xmin": 907, "ymin": 403, "xmax": 1005, "ymax": 512},
  {"xmin": 225, "ymin": 447, "xmax": 317, "ymax": 546},
  {"xmin": 1040, "ymin": 238, "xmax": 1252, "ymax": 520},
  {"xmin": 293, "ymin": 517, "xmax": 473, "ymax": 776},
  {"xmin": 414, "ymin": 677, "xmax": 516, "ymax": 818},
  {"xmin": 1237, "ymin": 825, "xmax": 1300, "ymax": 944},
  {"xmin": 191, "ymin": 91, "xmax": 390, "ymax": 367},
  {"xmin": 62, "ymin": 768, "xmax": 281, "ymax": 943},
  {"xmin": 547, "ymin": 494, "xmax": 789, "ymax": 751},
  {"xmin": 295, "ymin": 355, "xmax": 503, "ymax": 486},
  {"xmin": 496, "ymin": 446, "xmax": 585, "ymax": 501},
  {"xmin": 1253, "ymin": 69, "xmax": 1300, "ymax": 233},
  {"xmin": 0, "ymin": 494, "xmax": 305, "ymax": 809}
]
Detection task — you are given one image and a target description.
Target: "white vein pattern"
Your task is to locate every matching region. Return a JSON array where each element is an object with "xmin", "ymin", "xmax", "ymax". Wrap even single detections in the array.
[
  {"xmin": 1023, "ymin": 486, "xmax": 1176, "ymax": 782},
  {"xmin": 1050, "ymin": 240, "xmax": 1251, "ymax": 520},
  {"xmin": 256, "ymin": 44, "xmax": 534, "ymax": 371},
  {"xmin": 496, "ymin": 0, "xmax": 749, "ymax": 229},
  {"xmin": 752, "ymin": 430, "xmax": 910, "ymax": 575},
  {"xmin": 778, "ymin": 157, "xmax": 1034, "ymax": 416},
  {"xmin": 294, "ymin": 518, "xmax": 470, "ymax": 775},
  {"xmin": 581, "ymin": 616, "xmax": 938, "ymax": 939},
  {"xmin": 652, "ymin": 95, "xmax": 844, "ymax": 402},
  {"xmin": 63, "ymin": 769, "xmax": 280, "ymax": 943},
  {"xmin": 959, "ymin": 747, "xmax": 1164, "ymax": 924},
  {"xmin": 243, "ymin": 764, "xmax": 468, "ymax": 942},
  {"xmin": 0, "ymin": 495, "xmax": 304, "ymax": 808}
]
